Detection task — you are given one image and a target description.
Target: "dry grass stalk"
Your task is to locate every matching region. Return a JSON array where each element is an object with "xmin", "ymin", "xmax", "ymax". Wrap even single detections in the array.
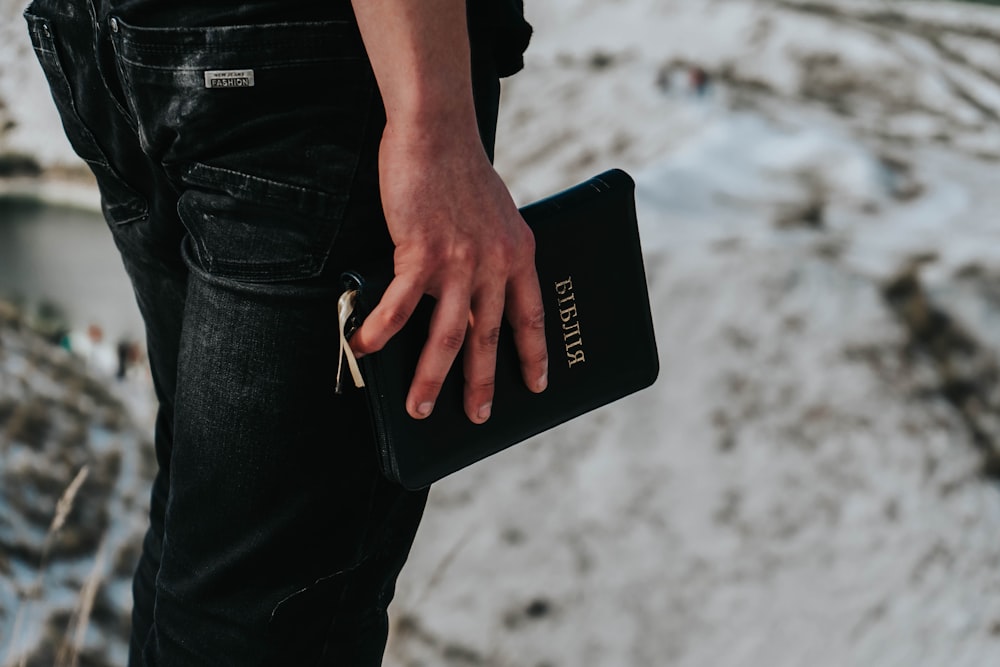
[
  {"xmin": 3, "ymin": 465, "xmax": 91, "ymax": 667},
  {"xmin": 49, "ymin": 465, "xmax": 89, "ymax": 536},
  {"xmin": 6, "ymin": 600, "xmax": 29, "ymax": 667},
  {"xmin": 55, "ymin": 537, "xmax": 108, "ymax": 667}
]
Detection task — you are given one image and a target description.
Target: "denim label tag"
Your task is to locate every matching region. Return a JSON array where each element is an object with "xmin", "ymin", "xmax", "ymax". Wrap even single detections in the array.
[{"xmin": 204, "ymin": 70, "xmax": 255, "ymax": 89}]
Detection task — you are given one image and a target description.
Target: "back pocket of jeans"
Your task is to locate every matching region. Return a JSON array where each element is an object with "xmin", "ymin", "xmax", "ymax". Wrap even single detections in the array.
[
  {"xmin": 111, "ymin": 17, "xmax": 373, "ymax": 221},
  {"xmin": 177, "ymin": 185, "xmax": 342, "ymax": 281}
]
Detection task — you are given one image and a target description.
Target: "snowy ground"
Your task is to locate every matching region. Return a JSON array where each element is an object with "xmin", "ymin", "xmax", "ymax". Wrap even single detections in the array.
[
  {"xmin": 389, "ymin": 1, "xmax": 1000, "ymax": 665},
  {"xmin": 3, "ymin": 0, "xmax": 1000, "ymax": 666}
]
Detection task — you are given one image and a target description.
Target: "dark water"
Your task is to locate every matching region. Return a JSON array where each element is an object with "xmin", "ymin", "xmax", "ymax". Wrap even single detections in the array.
[{"xmin": 0, "ymin": 196, "xmax": 144, "ymax": 342}]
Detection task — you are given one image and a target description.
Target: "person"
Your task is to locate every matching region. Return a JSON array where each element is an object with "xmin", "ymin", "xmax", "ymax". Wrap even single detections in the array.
[{"xmin": 24, "ymin": 0, "xmax": 548, "ymax": 664}]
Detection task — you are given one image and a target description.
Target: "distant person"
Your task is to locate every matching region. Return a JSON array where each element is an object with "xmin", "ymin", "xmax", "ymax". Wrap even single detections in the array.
[
  {"xmin": 25, "ymin": 0, "xmax": 547, "ymax": 665},
  {"xmin": 690, "ymin": 65, "xmax": 711, "ymax": 97},
  {"xmin": 86, "ymin": 323, "xmax": 103, "ymax": 347},
  {"xmin": 116, "ymin": 339, "xmax": 130, "ymax": 380},
  {"xmin": 69, "ymin": 322, "xmax": 116, "ymax": 374}
]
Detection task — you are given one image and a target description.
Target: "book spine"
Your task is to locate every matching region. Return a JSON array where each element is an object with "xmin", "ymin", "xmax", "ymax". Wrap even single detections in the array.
[{"xmin": 519, "ymin": 168, "xmax": 634, "ymax": 223}]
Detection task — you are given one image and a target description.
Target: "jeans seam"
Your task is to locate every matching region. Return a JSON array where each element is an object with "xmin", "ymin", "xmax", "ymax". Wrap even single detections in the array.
[
  {"xmin": 116, "ymin": 54, "xmax": 365, "ymax": 70},
  {"xmin": 180, "ymin": 162, "xmax": 347, "ymax": 228},
  {"xmin": 185, "ymin": 162, "xmax": 343, "ymax": 199},
  {"xmin": 317, "ymin": 469, "xmax": 385, "ymax": 664},
  {"xmin": 112, "ymin": 18, "xmax": 355, "ymax": 37},
  {"xmin": 88, "ymin": 0, "xmax": 140, "ymax": 137},
  {"xmin": 26, "ymin": 11, "xmax": 150, "ymax": 224}
]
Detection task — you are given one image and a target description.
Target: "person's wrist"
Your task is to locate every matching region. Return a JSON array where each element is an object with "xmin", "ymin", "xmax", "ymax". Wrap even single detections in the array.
[{"xmin": 383, "ymin": 94, "xmax": 482, "ymax": 150}]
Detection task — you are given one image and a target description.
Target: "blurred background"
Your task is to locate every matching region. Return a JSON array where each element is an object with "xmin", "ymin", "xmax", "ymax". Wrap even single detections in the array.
[{"xmin": 3, "ymin": 0, "xmax": 1000, "ymax": 665}]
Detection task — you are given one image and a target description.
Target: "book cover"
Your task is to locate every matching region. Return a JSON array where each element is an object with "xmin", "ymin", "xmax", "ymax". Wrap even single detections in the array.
[{"xmin": 344, "ymin": 168, "xmax": 658, "ymax": 490}]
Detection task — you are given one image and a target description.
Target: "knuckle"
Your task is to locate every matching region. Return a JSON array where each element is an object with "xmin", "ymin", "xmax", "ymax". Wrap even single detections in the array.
[
  {"xmin": 519, "ymin": 306, "xmax": 546, "ymax": 331},
  {"xmin": 477, "ymin": 326, "xmax": 502, "ymax": 350},
  {"xmin": 469, "ymin": 375, "xmax": 496, "ymax": 392},
  {"xmin": 414, "ymin": 378, "xmax": 444, "ymax": 397},
  {"xmin": 450, "ymin": 240, "xmax": 476, "ymax": 265},
  {"xmin": 383, "ymin": 307, "xmax": 410, "ymax": 330},
  {"xmin": 495, "ymin": 236, "xmax": 517, "ymax": 260},
  {"xmin": 439, "ymin": 328, "xmax": 466, "ymax": 352},
  {"xmin": 518, "ymin": 229, "xmax": 536, "ymax": 255}
]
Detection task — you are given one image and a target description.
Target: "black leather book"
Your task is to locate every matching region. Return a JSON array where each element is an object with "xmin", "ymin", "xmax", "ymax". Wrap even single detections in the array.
[{"xmin": 342, "ymin": 169, "xmax": 658, "ymax": 490}]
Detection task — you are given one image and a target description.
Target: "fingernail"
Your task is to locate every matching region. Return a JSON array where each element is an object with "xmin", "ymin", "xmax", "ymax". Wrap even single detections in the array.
[
  {"xmin": 477, "ymin": 402, "xmax": 492, "ymax": 422},
  {"xmin": 416, "ymin": 401, "xmax": 434, "ymax": 417},
  {"xmin": 536, "ymin": 372, "xmax": 548, "ymax": 392}
]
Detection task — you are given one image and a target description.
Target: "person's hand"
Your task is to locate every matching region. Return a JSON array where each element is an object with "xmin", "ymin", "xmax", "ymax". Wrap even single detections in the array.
[
  {"xmin": 350, "ymin": 123, "xmax": 548, "ymax": 423},
  {"xmin": 347, "ymin": 0, "xmax": 545, "ymax": 423}
]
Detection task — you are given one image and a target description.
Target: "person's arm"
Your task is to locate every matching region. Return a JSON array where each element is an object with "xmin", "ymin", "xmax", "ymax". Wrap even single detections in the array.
[{"xmin": 348, "ymin": 0, "xmax": 548, "ymax": 424}]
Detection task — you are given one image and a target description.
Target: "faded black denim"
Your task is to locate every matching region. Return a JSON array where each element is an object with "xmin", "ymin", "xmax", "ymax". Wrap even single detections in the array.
[{"xmin": 24, "ymin": 0, "xmax": 503, "ymax": 664}]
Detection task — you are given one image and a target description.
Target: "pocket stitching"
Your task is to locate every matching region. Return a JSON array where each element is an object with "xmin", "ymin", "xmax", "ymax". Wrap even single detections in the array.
[
  {"xmin": 183, "ymin": 162, "xmax": 347, "ymax": 221},
  {"xmin": 177, "ymin": 190, "xmax": 333, "ymax": 282}
]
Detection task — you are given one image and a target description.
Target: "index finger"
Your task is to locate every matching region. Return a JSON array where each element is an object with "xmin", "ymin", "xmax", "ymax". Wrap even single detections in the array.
[{"xmin": 350, "ymin": 275, "xmax": 423, "ymax": 356}]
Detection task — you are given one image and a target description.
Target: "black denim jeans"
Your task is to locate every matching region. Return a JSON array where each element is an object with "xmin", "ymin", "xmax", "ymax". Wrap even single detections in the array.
[{"xmin": 24, "ymin": 0, "xmax": 502, "ymax": 664}]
